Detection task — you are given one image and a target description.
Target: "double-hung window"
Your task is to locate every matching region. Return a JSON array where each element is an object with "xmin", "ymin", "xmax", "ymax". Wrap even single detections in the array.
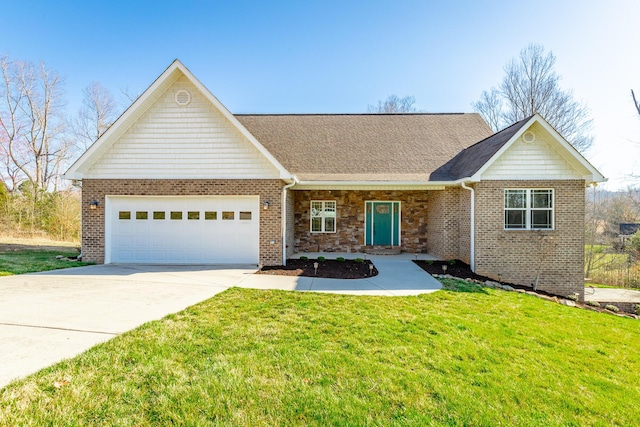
[
  {"xmin": 311, "ymin": 201, "xmax": 336, "ymax": 233},
  {"xmin": 504, "ymin": 189, "xmax": 553, "ymax": 230}
]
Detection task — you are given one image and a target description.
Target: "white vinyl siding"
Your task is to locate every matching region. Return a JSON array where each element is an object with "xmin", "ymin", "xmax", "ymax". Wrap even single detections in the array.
[
  {"xmin": 85, "ymin": 75, "xmax": 279, "ymax": 179},
  {"xmin": 482, "ymin": 127, "xmax": 583, "ymax": 180},
  {"xmin": 504, "ymin": 189, "xmax": 553, "ymax": 230},
  {"xmin": 310, "ymin": 201, "xmax": 336, "ymax": 233}
]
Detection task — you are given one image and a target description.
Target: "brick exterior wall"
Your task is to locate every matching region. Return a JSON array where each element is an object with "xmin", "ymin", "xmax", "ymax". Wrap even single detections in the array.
[
  {"xmin": 427, "ymin": 187, "xmax": 472, "ymax": 263},
  {"xmin": 81, "ymin": 179, "xmax": 284, "ymax": 266},
  {"xmin": 473, "ymin": 180, "xmax": 585, "ymax": 299},
  {"xmin": 292, "ymin": 190, "xmax": 429, "ymax": 253},
  {"xmin": 285, "ymin": 190, "xmax": 295, "ymax": 258}
]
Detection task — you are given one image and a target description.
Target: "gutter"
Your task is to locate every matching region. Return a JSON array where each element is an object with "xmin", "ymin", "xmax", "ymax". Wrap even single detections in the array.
[
  {"xmin": 460, "ymin": 182, "xmax": 475, "ymax": 272},
  {"xmin": 281, "ymin": 176, "xmax": 299, "ymax": 266},
  {"xmin": 294, "ymin": 177, "xmax": 481, "ymax": 188}
]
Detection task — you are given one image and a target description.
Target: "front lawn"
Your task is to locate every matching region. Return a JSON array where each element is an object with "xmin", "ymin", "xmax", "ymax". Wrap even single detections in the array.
[
  {"xmin": 1, "ymin": 283, "xmax": 639, "ymax": 425},
  {"xmin": 0, "ymin": 250, "xmax": 91, "ymax": 276}
]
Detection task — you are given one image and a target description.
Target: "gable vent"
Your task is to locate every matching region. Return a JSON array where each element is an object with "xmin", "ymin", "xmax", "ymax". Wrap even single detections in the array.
[
  {"xmin": 175, "ymin": 89, "xmax": 191, "ymax": 106},
  {"xmin": 522, "ymin": 131, "xmax": 536, "ymax": 143}
]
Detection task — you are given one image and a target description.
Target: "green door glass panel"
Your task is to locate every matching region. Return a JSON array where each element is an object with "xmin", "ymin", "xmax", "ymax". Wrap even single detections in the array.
[
  {"xmin": 392, "ymin": 202, "xmax": 400, "ymax": 245},
  {"xmin": 365, "ymin": 202, "xmax": 373, "ymax": 245}
]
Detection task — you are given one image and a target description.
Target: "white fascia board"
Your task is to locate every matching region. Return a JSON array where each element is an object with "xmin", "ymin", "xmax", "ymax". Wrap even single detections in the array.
[
  {"xmin": 532, "ymin": 115, "xmax": 606, "ymax": 183},
  {"xmin": 64, "ymin": 60, "xmax": 294, "ymax": 181},
  {"xmin": 294, "ymin": 180, "xmax": 450, "ymax": 190},
  {"xmin": 468, "ymin": 115, "xmax": 538, "ymax": 182},
  {"xmin": 175, "ymin": 62, "xmax": 293, "ymax": 180},
  {"xmin": 64, "ymin": 60, "xmax": 185, "ymax": 180},
  {"xmin": 470, "ymin": 114, "xmax": 606, "ymax": 184}
]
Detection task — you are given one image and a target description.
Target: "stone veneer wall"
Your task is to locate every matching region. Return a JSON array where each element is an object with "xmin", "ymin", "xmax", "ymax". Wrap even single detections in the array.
[
  {"xmin": 293, "ymin": 190, "xmax": 429, "ymax": 253},
  {"xmin": 473, "ymin": 180, "xmax": 585, "ymax": 299},
  {"xmin": 81, "ymin": 179, "xmax": 284, "ymax": 266}
]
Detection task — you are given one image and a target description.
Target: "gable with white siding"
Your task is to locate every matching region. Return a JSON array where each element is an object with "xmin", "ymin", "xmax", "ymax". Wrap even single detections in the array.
[
  {"xmin": 84, "ymin": 75, "xmax": 279, "ymax": 179},
  {"xmin": 480, "ymin": 122, "xmax": 585, "ymax": 180}
]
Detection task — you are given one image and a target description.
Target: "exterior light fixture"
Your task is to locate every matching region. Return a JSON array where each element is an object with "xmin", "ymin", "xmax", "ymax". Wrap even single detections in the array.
[
  {"xmin": 263, "ymin": 201, "xmax": 269, "ymax": 210},
  {"xmin": 313, "ymin": 261, "xmax": 319, "ymax": 275},
  {"xmin": 89, "ymin": 200, "xmax": 99, "ymax": 210},
  {"xmin": 369, "ymin": 263, "xmax": 374, "ymax": 276},
  {"xmin": 442, "ymin": 264, "xmax": 448, "ymax": 273}
]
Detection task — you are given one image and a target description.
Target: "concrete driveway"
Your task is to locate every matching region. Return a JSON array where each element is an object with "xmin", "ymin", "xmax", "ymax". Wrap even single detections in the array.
[
  {"xmin": 1, "ymin": 260, "xmax": 440, "ymax": 388},
  {"xmin": 0, "ymin": 264, "xmax": 255, "ymax": 388}
]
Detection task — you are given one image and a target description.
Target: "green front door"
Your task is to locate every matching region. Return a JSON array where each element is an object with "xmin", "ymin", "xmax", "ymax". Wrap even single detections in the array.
[
  {"xmin": 365, "ymin": 201, "xmax": 400, "ymax": 246},
  {"xmin": 373, "ymin": 202, "xmax": 392, "ymax": 245}
]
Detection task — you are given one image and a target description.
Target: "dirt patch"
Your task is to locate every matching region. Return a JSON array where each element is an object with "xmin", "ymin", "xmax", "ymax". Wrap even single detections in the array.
[
  {"xmin": 0, "ymin": 243, "xmax": 80, "ymax": 254},
  {"xmin": 258, "ymin": 259, "xmax": 378, "ymax": 279},
  {"xmin": 0, "ymin": 236, "xmax": 79, "ymax": 254}
]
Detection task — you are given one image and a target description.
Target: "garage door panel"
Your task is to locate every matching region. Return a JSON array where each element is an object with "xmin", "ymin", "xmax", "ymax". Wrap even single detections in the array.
[{"xmin": 108, "ymin": 196, "xmax": 259, "ymax": 264}]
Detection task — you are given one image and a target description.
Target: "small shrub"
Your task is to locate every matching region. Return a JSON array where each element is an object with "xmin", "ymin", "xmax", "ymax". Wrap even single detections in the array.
[
  {"xmin": 299, "ymin": 256, "xmax": 308, "ymax": 261},
  {"xmin": 336, "ymin": 257, "xmax": 345, "ymax": 262},
  {"xmin": 317, "ymin": 256, "xmax": 326, "ymax": 262},
  {"xmin": 566, "ymin": 294, "xmax": 579, "ymax": 301},
  {"xmin": 426, "ymin": 260, "xmax": 434, "ymax": 265},
  {"xmin": 586, "ymin": 300, "xmax": 601, "ymax": 307},
  {"xmin": 354, "ymin": 258, "xmax": 364, "ymax": 263},
  {"xmin": 448, "ymin": 260, "xmax": 456, "ymax": 266},
  {"xmin": 605, "ymin": 304, "xmax": 620, "ymax": 313}
]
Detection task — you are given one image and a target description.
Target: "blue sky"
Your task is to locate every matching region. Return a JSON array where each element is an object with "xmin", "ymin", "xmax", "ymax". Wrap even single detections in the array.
[{"xmin": 2, "ymin": 0, "xmax": 639, "ymax": 188}]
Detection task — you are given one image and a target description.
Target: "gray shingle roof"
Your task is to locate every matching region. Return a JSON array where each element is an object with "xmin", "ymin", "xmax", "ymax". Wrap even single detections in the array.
[
  {"xmin": 236, "ymin": 113, "xmax": 493, "ymax": 182},
  {"xmin": 430, "ymin": 116, "xmax": 533, "ymax": 181},
  {"xmin": 620, "ymin": 223, "xmax": 640, "ymax": 236}
]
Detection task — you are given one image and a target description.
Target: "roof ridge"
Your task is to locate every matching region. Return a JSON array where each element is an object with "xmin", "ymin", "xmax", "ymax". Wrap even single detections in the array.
[{"xmin": 234, "ymin": 112, "xmax": 474, "ymax": 117}]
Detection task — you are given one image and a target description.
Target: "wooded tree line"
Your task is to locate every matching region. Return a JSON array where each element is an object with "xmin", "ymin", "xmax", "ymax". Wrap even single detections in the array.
[{"xmin": 0, "ymin": 55, "xmax": 120, "ymax": 239}]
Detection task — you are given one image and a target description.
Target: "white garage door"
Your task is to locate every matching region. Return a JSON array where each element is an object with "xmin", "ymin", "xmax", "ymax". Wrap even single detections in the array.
[{"xmin": 107, "ymin": 196, "xmax": 259, "ymax": 264}]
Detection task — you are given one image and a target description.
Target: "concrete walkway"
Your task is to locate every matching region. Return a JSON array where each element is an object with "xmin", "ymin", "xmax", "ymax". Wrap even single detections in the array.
[
  {"xmin": 0, "ymin": 257, "xmax": 440, "ymax": 388},
  {"xmin": 240, "ymin": 255, "xmax": 442, "ymax": 296},
  {"xmin": 584, "ymin": 286, "xmax": 640, "ymax": 303}
]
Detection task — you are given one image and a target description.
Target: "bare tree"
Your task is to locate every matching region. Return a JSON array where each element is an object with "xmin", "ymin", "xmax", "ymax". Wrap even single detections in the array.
[
  {"xmin": 72, "ymin": 82, "xmax": 117, "ymax": 152},
  {"xmin": 473, "ymin": 44, "xmax": 593, "ymax": 152},
  {"xmin": 0, "ymin": 56, "xmax": 69, "ymax": 194},
  {"xmin": 632, "ymin": 90, "xmax": 640, "ymax": 117},
  {"xmin": 367, "ymin": 94, "xmax": 418, "ymax": 113}
]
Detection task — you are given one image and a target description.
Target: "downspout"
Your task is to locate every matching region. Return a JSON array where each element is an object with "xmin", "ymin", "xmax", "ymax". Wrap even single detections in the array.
[
  {"xmin": 460, "ymin": 182, "xmax": 475, "ymax": 272},
  {"xmin": 281, "ymin": 177, "xmax": 298, "ymax": 266}
]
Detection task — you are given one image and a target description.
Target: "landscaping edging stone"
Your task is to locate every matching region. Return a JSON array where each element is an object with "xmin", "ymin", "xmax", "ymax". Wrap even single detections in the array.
[{"xmin": 433, "ymin": 274, "xmax": 639, "ymax": 320}]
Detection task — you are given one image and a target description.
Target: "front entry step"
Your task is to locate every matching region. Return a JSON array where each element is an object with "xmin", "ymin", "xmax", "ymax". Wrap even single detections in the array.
[{"xmin": 363, "ymin": 246, "xmax": 402, "ymax": 255}]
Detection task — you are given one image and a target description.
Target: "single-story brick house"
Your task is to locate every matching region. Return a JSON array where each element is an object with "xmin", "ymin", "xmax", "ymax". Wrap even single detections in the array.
[{"xmin": 64, "ymin": 60, "xmax": 605, "ymax": 298}]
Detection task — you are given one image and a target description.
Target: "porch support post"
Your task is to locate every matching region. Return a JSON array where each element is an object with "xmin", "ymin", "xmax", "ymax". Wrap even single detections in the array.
[{"xmin": 281, "ymin": 178, "xmax": 298, "ymax": 266}]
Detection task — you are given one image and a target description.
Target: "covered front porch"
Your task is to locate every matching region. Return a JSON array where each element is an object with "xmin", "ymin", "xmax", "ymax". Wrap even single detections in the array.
[{"xmin": 289, "ymin": 187, "xmax": 471, "ymax": 264}]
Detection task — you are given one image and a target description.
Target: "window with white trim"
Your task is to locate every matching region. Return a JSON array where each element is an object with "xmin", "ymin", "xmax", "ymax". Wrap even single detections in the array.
[
  {"xmin": 311, "ymin": 201, "xmax": 336, "ymax": 233},
  {"xmin": 504, "ymin": 189, "xmax": 553, "ymax": 230}
]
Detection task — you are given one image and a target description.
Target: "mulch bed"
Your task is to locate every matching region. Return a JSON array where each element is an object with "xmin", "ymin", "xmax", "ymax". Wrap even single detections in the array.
[
  {"xmin": 257, "ymin": 259, "xmax": 378, "ymax": 279},
  {"xmin": 413, "ymin": 259, "xmax": 557, "ymax": 297}
]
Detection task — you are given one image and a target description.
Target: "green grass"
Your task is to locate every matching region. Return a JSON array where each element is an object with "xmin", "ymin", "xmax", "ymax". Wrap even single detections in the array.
[
  {"xmin": 1, "ymin": 283, "xmax": 640, "ymax": 426},
  {"xmin": 585, "ymin": 244, "xmax": 608, "ymax": 254},
  {"xmin": 586, "ymin": 282, "xmax": 624, "ymax": 289},
  {"xmin": 0, "ymin": 250, "xmax": 91, "ymax": 275}
]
